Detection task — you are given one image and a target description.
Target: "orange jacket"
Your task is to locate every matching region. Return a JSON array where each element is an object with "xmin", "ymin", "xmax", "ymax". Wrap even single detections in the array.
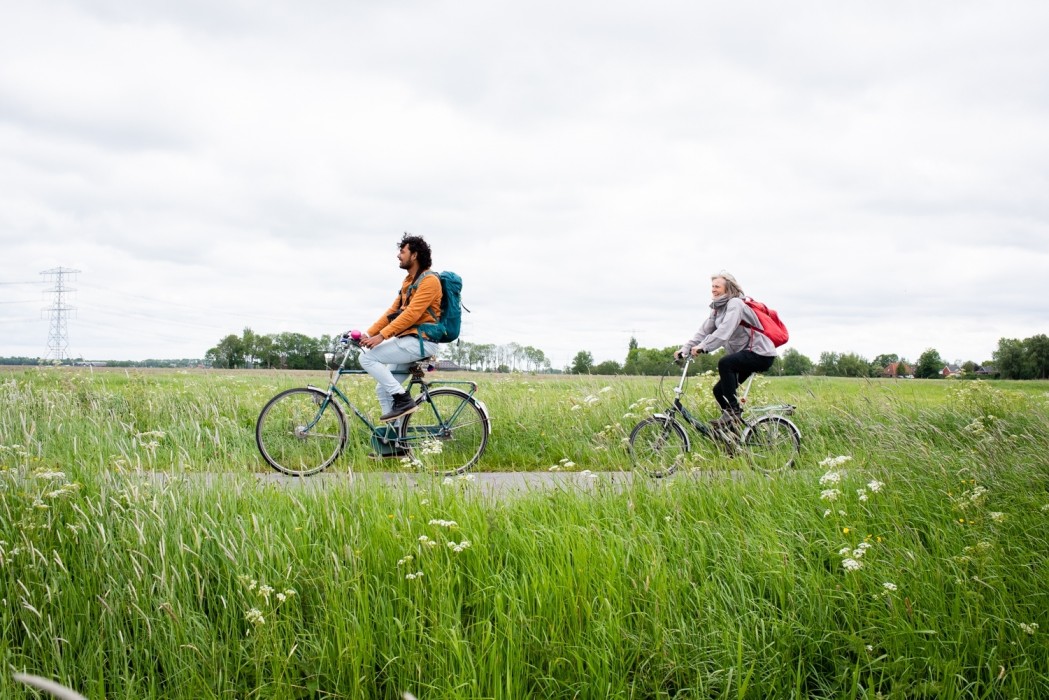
[{"xmin": 367, "ymin": 272, "xmax": 442, "ymax": 340}]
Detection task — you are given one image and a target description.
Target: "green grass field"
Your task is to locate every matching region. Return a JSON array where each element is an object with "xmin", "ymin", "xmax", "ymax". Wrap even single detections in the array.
[{"xmin": 1, "ymin": 367, "xmax": 1047, "ymax": 698}]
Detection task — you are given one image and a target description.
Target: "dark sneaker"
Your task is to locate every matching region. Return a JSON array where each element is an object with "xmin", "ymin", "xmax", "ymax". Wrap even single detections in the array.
[
  {"xmin": 380, "ymin": 392, "xmax": 418, "ymax": 422},
  {"xmin": 709, "ymin": 408, "xmax": 743, "ymax": 432}
]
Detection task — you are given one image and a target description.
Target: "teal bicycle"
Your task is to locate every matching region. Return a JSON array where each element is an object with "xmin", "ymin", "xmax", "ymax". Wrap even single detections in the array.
[{"xmin": 255, "ymin": 336, "xmax": 491, "ymax": 477}]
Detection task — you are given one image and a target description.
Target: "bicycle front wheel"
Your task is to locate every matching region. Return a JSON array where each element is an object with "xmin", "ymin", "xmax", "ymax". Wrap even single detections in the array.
[
  {"xmin": 399, "ymin": 388, "xmax": 490, "ymax": 476},
  {"xmin": 741, "ymin": 415, "xmax": 801, "ymax": 473},
  {"xmin": 628, "ymin": 416, "xmax": 689, "ymax": 478},
  {"xmin": 256, "ymin": 388, "xmax": 348, "ymax": 476}
]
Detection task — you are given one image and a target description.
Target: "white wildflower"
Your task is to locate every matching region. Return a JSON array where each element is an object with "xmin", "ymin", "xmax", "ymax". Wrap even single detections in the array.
[
  {"xmin": 820, "ymin": 489, "xmax": 841, "ymax": 502},
  {"xmin": 428, "ymin": 519, "xmax": 458, "ymax": 529},
  {"xmin": 819, "ymin": 455, "xmax": 852, "ymax": 469},
  {"xmin": 405, "ymin": 571, "xmax": 424, "ymax": 581},
  {"xmin": 989, "ymin": 512, "xmax": 1005, "ymax": 523},
  {"xmin": 842, "ymin": 558, "xmax": 863, "ymax": 572},
  {"xmin": 883, "ymin": 582, "xmax": 897, "ymax": 592},
  {"xmin": 867, "ymin": 479, "xmax": 884, "ymax": 493},
  {"xmin": 1019, "ymin": 622, "xmax": 1039, "ymax": 635},
  {"xmin": 33, "ymin": 470, "xmax": 67, "ymax": 481},
  {"xmin": 245, "ymin": 608, "xmax": 265, "ymax": 627},
  {"xmin": 819, "ymin": 471, "xmax": 842, "ymax": 486}
]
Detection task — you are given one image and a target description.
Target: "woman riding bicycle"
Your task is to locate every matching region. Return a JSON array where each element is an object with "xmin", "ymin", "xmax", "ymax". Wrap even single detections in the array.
[{"xmin": 673, "ymin": 271, "xmax": 777, "ymax": 430}]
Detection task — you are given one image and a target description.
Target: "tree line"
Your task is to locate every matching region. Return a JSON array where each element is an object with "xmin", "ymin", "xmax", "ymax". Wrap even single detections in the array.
[
  {"xmin": 203, "ymin": 329, "xmax": 554, "ymax": 372},
  {"xmin": 565, "ymin": 335, "xmax": 1049, "ymax": 380},
  {"xmin": 9, "ymin": 330, "xmax": 1044, "ymax": 380}
]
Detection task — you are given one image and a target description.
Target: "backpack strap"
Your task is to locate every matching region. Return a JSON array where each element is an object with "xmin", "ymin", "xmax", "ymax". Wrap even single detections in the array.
[{"xmin": 403, "ymin": 270, "xmax": 438, "ymax": 358}]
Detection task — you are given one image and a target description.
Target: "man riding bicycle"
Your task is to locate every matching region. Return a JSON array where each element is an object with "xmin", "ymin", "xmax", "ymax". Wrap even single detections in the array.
[{"xmin": 356, "ymin": 233, "xmax": 442, "ymax": 422}]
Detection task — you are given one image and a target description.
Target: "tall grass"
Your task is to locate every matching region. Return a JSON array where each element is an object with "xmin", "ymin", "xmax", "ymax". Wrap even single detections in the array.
[
  {"xmin": 1, "ymin": 368, "xmax": 1048, "ymax": 697},
  {"xmin": 9, "ymin": 365, "xmax": 1043, "ymax": 474}
]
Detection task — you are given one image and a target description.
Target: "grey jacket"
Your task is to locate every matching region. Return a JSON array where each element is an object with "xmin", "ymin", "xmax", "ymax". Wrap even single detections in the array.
[{"xmin": 680, "ymin": 297, "xmax": 777, "ymax": 357}]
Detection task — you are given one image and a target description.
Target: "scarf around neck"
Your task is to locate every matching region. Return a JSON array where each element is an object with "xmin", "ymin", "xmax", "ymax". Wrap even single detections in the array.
[{"xmin": 710, "ymin": 294, "xmax": 731, "ymax": 310}]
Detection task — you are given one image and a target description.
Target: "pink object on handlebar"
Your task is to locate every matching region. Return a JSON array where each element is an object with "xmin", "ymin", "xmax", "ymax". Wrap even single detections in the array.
[{"xmin": 350, "ymin": 330, "xmax": 362, "ymax": 340}]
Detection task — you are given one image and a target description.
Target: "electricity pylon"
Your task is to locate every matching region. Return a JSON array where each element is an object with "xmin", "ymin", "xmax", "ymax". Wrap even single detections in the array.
[{"xmin": 40, "ymin": 267, "xmax": 80, "ymax": 361}]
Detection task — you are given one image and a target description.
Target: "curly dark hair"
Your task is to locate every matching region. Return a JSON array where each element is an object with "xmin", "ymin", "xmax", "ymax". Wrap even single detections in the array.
[{"xmin": 399, "ymin": 232, "xmax": 432, "ymax": 270}]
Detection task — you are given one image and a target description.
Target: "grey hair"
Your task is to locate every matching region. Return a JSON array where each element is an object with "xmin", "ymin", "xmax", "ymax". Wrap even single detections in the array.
[{"xmin": 712, "ymin": 271, "xmax": 744, "ymax": 298}]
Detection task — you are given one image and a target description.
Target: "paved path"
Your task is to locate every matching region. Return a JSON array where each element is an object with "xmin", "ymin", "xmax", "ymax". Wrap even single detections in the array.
[
  {"xmin": 253, "ymin": 470, "xmax": 642, "ymax": 496},
  {"xmin": 144, "ymin": 469, "xmax": 749, "ymax": 498}
]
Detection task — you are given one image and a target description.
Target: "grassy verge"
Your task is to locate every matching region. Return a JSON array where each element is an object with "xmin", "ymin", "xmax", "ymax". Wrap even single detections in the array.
[{"xmin": 1, "ymin": 368, "xmax": 1047, "ymax": 697}]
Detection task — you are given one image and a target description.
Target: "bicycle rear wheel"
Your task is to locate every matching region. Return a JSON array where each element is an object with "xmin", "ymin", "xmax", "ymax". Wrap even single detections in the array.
[
  {"xmin": 741, "ymin": 415, "xmax": 800, "ymax": 473},
  {"xmin": 399, "ymin": 388, "xmax": 490, "ymax": 476},
  {"xmin": 256, "ymin": 388, "xmax": 348, "ymax": 476},
  {"xmin": 628, "ymin": 416, "xmax": 689, "ymax": 478}
]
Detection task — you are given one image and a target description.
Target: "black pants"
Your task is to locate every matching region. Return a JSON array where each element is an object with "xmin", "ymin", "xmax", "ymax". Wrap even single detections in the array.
[{"xmin": 713, "ymin": 350, "xmax": 776, "ymax": 411}]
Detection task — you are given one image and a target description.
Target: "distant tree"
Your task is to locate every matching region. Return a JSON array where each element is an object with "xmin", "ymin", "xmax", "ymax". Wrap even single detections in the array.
[
  {"xmin": 629, "ymin": 346, "xmax": 679, "ymax": 375},
  {"xmin": 915, "ymin": 348, "xmax": 945, "ymax": 379},
  {"xmin": 992, "ymin": 338, "xmax": 1025, "ymax": 379},
  {"xmin": 521, "ymin": 345, "xmax": 549, "ymax": 372},
  {"xmin": 778, "ymin": 348, "xmax": 814, "ymax": 376},
  {"xmin": 241, "ymin": 327, "xmax": 259, "ymax": 367},
  {"xmin": 1025, "ymin": 334, "xmax": 1049, "ymax": 379},
  {"xmin": 592, "ymin": 359, "xmax": 623, "ymax": 375},
  {"xmin": 837, "ymin": 353, "xmax": 871, "ymax": 378},
  {"xmin": 206, "ymin": 334, "xmax": 245, "ymax": 368},
  {"xmin": 870, "ymin": 353, "xmax": 900, "ymax": 375},
  {"xmin": 570, "ymin": 351, "xmax": 594, "ymax": 374},
  {"xmin": 816, "ymin": 352, "xmax": 840, "ymax": 376},
  {"xmin": 271, "ymin": 332, "xmax": 325, "ymax": 369},
  {"xmin": 623, "ymin": 337, "xmax": 641, "ymax": 373},
  {"xmin": 872, "ymin": 353, "xmax": 900, "ymax": 369}
]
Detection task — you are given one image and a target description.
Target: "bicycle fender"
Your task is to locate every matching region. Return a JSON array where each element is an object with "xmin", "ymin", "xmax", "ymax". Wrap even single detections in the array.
[{"xmin": 474, "ymin": 398, "xmax": 493, "ymax": 435}]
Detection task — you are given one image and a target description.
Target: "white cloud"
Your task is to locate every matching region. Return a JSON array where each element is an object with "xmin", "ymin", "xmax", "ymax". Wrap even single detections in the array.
[{"xmin": 2, "ymin": 0, "xmax": 1048, "ymax": 367}]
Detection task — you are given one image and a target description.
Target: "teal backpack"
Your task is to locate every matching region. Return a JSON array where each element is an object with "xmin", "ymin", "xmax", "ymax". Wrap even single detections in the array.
[{"xmin": 411, "ymin": 270, "xmax": 465, "ymax": 352}]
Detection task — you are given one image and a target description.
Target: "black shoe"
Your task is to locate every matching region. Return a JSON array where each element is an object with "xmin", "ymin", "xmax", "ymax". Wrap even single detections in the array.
[
  {"xmin": 709, "ymin": 408, "xmax": 743, "ymax": 431},
  {"xmin": 380, "ymin": 392, "xmax": 418, "ymax": 422}
]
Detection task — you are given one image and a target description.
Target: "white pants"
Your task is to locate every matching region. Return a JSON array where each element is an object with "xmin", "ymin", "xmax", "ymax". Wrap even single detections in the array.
[{"xmin": 359, "ymin": 335, "xmax": 439, "ymax": 415}]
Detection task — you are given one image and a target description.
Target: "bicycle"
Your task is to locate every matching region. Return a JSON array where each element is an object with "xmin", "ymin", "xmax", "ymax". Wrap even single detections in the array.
[
  {"xmin": 627, "ymin": 357, "xmax": 800, "ymax": 477},
  {"xmin": 255, "ymin": 336, "xmax": 491, "ymax": 477}
]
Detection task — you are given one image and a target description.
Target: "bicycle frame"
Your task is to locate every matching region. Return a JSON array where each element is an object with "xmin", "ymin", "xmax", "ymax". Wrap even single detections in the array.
[
  {"xmin": 656, "ymin": 358, "xmax": 753, "ymax": 443},
  {"xmin": 313, "ymin": 343, "xmax": 482, "ymax": 439}
]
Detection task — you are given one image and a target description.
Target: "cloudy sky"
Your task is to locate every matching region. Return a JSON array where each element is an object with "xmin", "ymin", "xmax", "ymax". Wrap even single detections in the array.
[{"xmin": 2, "ymin": 1, "xmax": 1047, "ymax": 368}]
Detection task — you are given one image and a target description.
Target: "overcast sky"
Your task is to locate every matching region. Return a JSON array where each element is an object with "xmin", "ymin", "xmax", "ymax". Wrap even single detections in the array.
[{"xmin": 2, "ymin": 1, "xmax": 1047, "ymax": 369}]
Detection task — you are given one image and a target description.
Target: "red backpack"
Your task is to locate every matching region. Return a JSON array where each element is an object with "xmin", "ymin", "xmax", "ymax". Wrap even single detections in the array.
[{"xmin": 742, "ymin": 297, "xmax": 789, "ymax": 347}]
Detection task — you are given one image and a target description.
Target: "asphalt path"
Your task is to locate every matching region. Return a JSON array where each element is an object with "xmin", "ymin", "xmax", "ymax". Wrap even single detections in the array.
[
  {"xmin": 254, "ymin": 470, "xmax": 641, "ymax": 497},
  {"xmin": 142, "ymin": 469, "xmax": 750, "ymax": 498}
]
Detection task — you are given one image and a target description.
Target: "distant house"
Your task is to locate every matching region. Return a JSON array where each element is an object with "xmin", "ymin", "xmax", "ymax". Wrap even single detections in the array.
[
  {"xmin": 435, "ymin": 359, "xmax": 463, "ymax": 372},
  {"xmin": 942, "ymin": 364, "xmax": 962, "ymax": 378},
  {"xmin": 883, "ymin": 362, "xmax": 912, "ymax": 378},
  {"xmin": 974, "ymin": 363, "xmax": 997, "ymax": 376}
]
